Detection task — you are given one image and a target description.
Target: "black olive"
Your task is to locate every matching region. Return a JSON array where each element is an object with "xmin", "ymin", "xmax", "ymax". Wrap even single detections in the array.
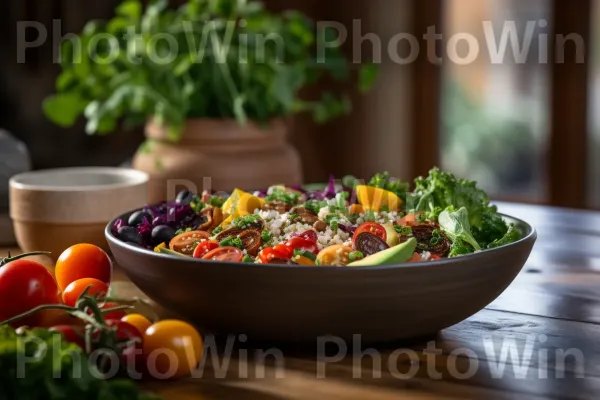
[
  {"xmin": 118, "ymin": 226, "xmax": 142, "ymax": 245},
  {"xmin": 354, "ymin": 232, "xmax": 389, "ymax": 256},
  {"xmin": 128, "ymin": 211, "xmax": 151, "ymax": 227},
  {"xmin": 152, "ymin": 225, "xmax": 176, "ymax": 245},
  {"xmin": 176, "ymin": 190, "xmax": 195, "ymax": 205}
]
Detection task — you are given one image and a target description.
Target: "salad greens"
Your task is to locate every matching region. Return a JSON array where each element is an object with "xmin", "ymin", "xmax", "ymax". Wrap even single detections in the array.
[
  {"xmin": 438, "ymin": 207, "xmax": 481, "ymax": 251},
  {"xmin": 0, "ymin": 326, "xmax": 157, "ymax": 400}
]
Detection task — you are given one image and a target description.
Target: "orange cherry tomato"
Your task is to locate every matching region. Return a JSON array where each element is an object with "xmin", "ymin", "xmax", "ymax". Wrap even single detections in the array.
[
  {"xmin": 201, "ymin": 246, "xmax": 243, "ymax": 262},
  {"xmin": 397, "ymin": 213, "xmax": 423, "ymax": 227},
  {"xmin": 192, "ymin": 241, "xmax": 218, "ymax": 258},
  {"xmin": 55, "ymin": 244, "xmax": 112, "ymax": 292},
  {"xmin": 143, "ymin": 320, "xmax": 203, "ymax": 379},
  {"xmin": 62, "ymin": 278, "xmax": 109, "ymax": 307},
  {"xmin": 352, "ymin": 222, "xmax": 387, "ymax": 245},
  {"xmin": 121, "ymin": 313, "xmax": 152, "ymax": 335},
  {"xmin": 169, "ymin": 231, "xmax": 210, "ymax": 255}
]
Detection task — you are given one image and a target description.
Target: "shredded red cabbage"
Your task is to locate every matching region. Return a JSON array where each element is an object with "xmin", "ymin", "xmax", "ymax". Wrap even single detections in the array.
[
  {"xmin": 322, "ymin": 174, "xmax": 337, "ymax": 199},
  {"xmin": 112, "ymin": 218, "xmax": 126, "ymax": 235}
]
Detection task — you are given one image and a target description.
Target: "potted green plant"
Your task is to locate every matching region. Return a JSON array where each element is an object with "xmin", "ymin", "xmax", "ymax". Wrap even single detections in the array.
[{"xmin": 44, "ymin": 0, "xmax": 376, "ymax": 202}]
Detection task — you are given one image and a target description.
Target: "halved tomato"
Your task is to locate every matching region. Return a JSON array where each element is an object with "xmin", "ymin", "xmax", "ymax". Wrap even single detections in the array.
[
  {"xmin": 192, "ymin": 241, "xmax": 219, "ymax": 258},
  {"xmin": 352, "ymin": 222, "xmax": 386, "ymax": 246},
  {"xmin": 201, "ymin": 247, "xmax": 244, "ymax": 262},
  {"xmin": 258, "ymin": 245, "xmax": 294, "ymax": 264},
  {"xmin": 284, "ymin": 237, "xmax": 319, "ymax": 255},
  {"xmin": 170, "ymin": 231, "xmax": 210, "ymax": 255},
  {"xmin": 293, "ymin": 230, "xmax": 318, "ymax": 243}
]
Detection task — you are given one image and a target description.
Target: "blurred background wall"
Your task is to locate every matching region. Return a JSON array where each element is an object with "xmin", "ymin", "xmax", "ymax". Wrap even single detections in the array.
[{"xmin": 1, "ymin": 0, "xmax": 598, "ymax": 208}]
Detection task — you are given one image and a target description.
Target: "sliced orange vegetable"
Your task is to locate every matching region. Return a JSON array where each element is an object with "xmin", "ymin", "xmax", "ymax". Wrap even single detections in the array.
[
  {"xmin": 356, "ymin": 185, "xmax": 402, "ymax": 212},
  {"xmin": 349, "ymin": 204, "xmax": 364, "ymax": 214},
  {"xmin": 293, "ymin": 255, "xmax": 316, "ymax": 266}
]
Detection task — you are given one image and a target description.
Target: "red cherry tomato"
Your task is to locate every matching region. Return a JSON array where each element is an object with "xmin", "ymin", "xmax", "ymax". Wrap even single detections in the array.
[
  {"xmin": 258, "ymin": 244, "xmax": 294, "ymax": 263},
  {"xmin": 101, "ymin": 320, "xmax": 144, "ymax": 370},
  {"xmin": 49, "ymin": 325, "xmax": 86, "ymax": 348},
  {"xmin": 352, "ymin": 222, "xmax": 387, "ymax": 247},
  {"xmin": 192, "ymin": 241, "xmax": 219, "ymax": 258},
  {"xmin": 99, "ymin": 301, "xmax": 128, "ymax": 321},
  {"xmin": 0, "ymin": 257, "xmax": 60, "ymax": 327},
  {"xmin": 55, "ymin": 244, "xmax": 112, "ymax": 292},
  {"xmin": 284, "ymin": 237, "xmax": 319, "ymax": 255},
  {"xmin": 62, "ymin": 278, "xmax": 109, "ymax": 307},
  {"xmin": 201, "ymin": 246, "xmax": 244, "ymax": 262},
  {"xmin": 294, "ymin": 230, "xmax": 318, "ymax": 242}
]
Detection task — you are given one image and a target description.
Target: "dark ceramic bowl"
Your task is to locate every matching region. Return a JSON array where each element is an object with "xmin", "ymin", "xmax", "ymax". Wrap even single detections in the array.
[{"xmin": 105, "ymin": 212, "xmax": 536, "ymax": 343}]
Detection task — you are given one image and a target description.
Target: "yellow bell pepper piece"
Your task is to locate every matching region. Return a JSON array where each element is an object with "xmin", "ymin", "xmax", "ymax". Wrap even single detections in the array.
[
  {"xmin": 356, "ymin": 185, "xmax": 402, "ymax": 212},
  {"xmin": 154, "ymin": 242, "xmax": 166, "ymax": 252},
  {"xmin": 220, "ymin": 189, "xmax": 265, "ymax": 228}
]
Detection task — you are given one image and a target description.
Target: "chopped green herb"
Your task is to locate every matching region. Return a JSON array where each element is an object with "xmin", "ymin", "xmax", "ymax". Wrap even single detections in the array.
[
  {"xmin": 261, "ymin": 229, "xmax": 272, "ymax": 243},
  {"xmin": 242, "ymin": 254, "xmax": 255, "ymax": 263},
  {"xmin": 212, "ymin": 226, "xmax": 223, "ymax": 234},
  {"xmin": 209, "ymin": 196, "xmax": 225, "ymax": 208},
  {"xmin": 232, "ymin": 214, "xmax": 262, "ymax": 229},
  {"xmin": 363, "ymin": 210, "xmax": 376, "ymax": 222},
  {"xmin": 293, "ymin": 249, "xmax": 317, "ymax": 261},
  {"xmin": 289, "ymin": 213, "xmax": 299, "ymax": 221},
  {"xmin": 330, "ymin": 220, "xmax": 339, "ymax": 231},
  {"xmin": 349, "ymin": 251, "xmax": 364, "ymax": 262},
  {"xmin": 380, "ymin": 205, "xmax": 390, "ymax": 213},
  {"xmin": 394, "ymin": 225, "xmax": 413, "ymax": 236},
  {"xmin": 190, "ymin": 196, "xmax": 205, "ymax": 213},
  {"xmin": 305, "ymin": 199, "xmax": 328, "ymax": 215},
  {"xmin": 335, "ymin": 192, "xmax": 349, "ymax": 208},
  {"xmin": 175, "ymin": 227, "xmax": 193, "ymax": 236},
  {"xmin": 416, "ymin": 213, "xmax": 426, "ymax": 223},
  {"xmin": 219, "ymin": 236, "xmax": 244, "ymax": 249},
  {"xmin": 265, "ymin": 188, "xmax": 300, "ymax": 205},
  {"xmin": 347, "ymin": 213, "xmax": 360, "ymax": 224}
]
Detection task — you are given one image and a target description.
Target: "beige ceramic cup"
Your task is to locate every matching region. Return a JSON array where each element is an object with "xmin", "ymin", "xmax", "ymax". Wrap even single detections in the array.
[{"xmin": 10, "ymin": 167, "xmax": 148, "ymax": 259}]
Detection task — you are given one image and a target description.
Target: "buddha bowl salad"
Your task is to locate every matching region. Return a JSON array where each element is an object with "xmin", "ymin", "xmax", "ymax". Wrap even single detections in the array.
[{"xmin": 112, "ymin": 168, "xmax": 522, "ymax": 266}]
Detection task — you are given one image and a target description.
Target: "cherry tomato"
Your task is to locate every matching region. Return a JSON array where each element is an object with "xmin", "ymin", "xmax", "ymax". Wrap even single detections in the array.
[
  {"xmin": 409, "ymin": 252, "xmax": 423, "ymax": 262},
  {"xmin": 121, "ymin": 314, "xmax": 152, "ymax": 335},
  {"xmin": 258, "ymin": 244, "xmax": 294, "ymax": 264},
  {"xmin": 293, "ymin": 230, "xmax": 318, "ymax": 243},
  {"xmin": 170, "ymin": 231, "xmax": 210, "ymax": 255},
  {"xmin": 55, "ymin": 244, "xmax": 112, "ymax": 292},
  {"xmin": 430, "ymin": 254, "xmax": 442, "ymax": 261},
  {"xmin": 192, "ymin": 241, "xmax": 218, "ymax": 258},
  {"xmin": 201, "ymin": 246, "xmax": 243, "ymax": 262},
  {"xmin": 62, "ymin": 278, "xmax": 109, "ymax": 307},
  {"xmin": 49, "ymin": 325, "xmax": 86, "ymax": 348},
  {"xmin": 0, "ymin": 258, "xmax": 60, "ymax": 327},
  {"xmin": 352, "ymin": 222, "xmax": 387, "ymax": 247},
  {"xmin": 143, "ymin": 320, "xmax": 203, "ymax": 379},
  {"xmin": 284, "ymin": 237, "xmax": 319, "ymax": 255},
  {"xmin": 103, "ymin": 320, "xmax": 144, "ymax": 372},
  {"xmin": 397, "ymin": 213, "xmax": 423, "ymax": 227},
  {"xmin": 99, "ymin": 301, "xmax": 128, "ymax": 321}
]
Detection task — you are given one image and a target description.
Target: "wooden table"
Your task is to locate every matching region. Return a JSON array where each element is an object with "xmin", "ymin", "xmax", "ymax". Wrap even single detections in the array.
[{"xmin": 5, "ymin": 202, "xmax": 600, "ymax": 399}]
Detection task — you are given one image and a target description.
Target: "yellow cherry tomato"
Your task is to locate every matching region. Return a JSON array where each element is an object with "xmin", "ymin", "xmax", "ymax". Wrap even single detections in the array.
[
  {"xmin": 143, "ymin": 320, "xmax": 203, "ymax": 379},
  {"xmin": 121, "ymin": 314, "xmax": 152, "ymax": 335},
  {"xmin": 316, "ymin": 245, "xmax": 353, "ymax": 266}
]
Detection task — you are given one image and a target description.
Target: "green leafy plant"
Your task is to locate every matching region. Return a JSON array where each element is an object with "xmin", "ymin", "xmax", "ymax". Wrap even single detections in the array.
[{"xmin": 43, "ymin": 0, "xmax": 377, "ymax": 139}]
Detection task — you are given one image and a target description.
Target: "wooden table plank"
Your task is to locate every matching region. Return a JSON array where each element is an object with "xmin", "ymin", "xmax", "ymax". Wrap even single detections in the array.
[{"xmin": 4, "ymin": 202, "xmax": 600, "ymax": 399}]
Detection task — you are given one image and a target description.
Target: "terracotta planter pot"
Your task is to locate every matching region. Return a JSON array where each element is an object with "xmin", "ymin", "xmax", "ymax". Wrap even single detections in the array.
[{"xmin": 133, "ymin": 119, "xmax": 303, "ymax": 203}]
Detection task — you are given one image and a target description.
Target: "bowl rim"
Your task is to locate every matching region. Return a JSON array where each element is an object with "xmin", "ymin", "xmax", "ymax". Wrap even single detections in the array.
[
  {"xmin": 105, "ymin": 209, "xmax": 537, "ymax": 271},
  {"xmin": 10, "ymin": 167, "xmax": 148, "ymax": 192}
]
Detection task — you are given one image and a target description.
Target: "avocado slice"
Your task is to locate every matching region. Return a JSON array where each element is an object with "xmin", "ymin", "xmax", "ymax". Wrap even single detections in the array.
[
  {"xmin": 348, "ymin": 238, "xmax": 416, "ymax": 267},
  {"xmin": 382, "ymin": 223, "xmax": 400, "ymax": 247}
]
